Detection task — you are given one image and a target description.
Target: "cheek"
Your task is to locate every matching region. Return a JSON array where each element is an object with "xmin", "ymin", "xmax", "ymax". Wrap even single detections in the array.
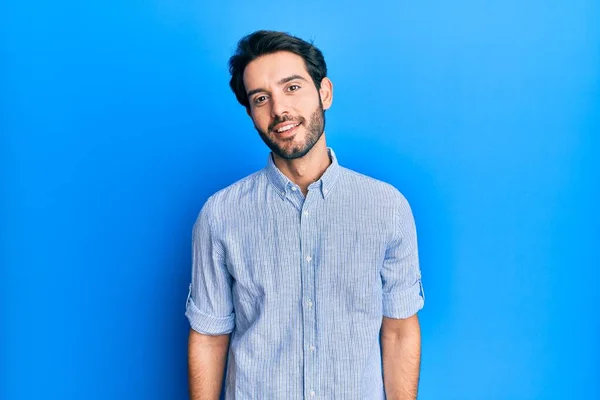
[
  {"xmin": 297, "ymin": 96, "xmax": 319, "ymax": 116},
  {"xmin": 251, "ymin": 110, "xmax": 269, "ymax": 130}
]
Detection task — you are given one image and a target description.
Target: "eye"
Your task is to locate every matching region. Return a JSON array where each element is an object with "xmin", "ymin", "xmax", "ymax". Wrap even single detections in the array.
[
  {"xmin": 287, "ymin": 84, "xmax": 301, "ymax": 92},
  {"xmin": 254, "ymin": 95, "xmax": 268, "ymax": 105}
]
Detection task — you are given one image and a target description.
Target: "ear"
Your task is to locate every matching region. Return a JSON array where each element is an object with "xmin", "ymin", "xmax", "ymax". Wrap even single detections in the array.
[
  {"xmin": 319, "ymin": 77, "xmax": 333, "ymax": 111},
  {"xmin": 246, "ymin": 106, "xmax": 252, "ymax": 117}
]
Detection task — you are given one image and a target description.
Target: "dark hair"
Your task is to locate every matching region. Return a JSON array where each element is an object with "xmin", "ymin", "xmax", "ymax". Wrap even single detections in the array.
[{"xmin": 228, "ymin": 30, "xmax": 328, "ymax": 108}]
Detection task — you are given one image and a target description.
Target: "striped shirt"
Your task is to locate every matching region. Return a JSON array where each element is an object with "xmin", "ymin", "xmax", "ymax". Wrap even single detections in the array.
[{"xmin": 185, "ymin": 147, "xmax": 424, "ymax": 399}]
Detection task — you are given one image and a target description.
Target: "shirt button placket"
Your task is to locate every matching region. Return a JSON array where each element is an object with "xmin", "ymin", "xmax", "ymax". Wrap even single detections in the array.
[{"xmin": 300, "ymin": 198, "xmax": 317, "ymax": 400}]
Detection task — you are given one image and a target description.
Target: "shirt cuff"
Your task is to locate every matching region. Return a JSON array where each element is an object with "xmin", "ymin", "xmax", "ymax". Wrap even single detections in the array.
[
  {"xmin": 185, "ymin": 297, "xmax": 235, "ymax": 335},
  {"xmin": 382, "ymin": 278, "xmax": 425, "ymax": 319}
]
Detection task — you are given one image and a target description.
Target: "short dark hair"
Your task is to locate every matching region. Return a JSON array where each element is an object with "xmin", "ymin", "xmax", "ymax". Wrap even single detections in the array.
[{"xmin": 228, "ymin": 30, "xmax": 328, "ymax": 108}]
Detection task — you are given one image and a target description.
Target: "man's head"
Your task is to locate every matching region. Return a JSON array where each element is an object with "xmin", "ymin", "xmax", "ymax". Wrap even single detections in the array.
[{"xmin": 229, "ymin": 30, "xmax": 333, "ymax": 159}]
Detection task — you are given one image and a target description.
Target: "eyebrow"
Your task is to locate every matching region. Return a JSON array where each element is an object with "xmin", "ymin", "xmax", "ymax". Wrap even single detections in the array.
[{"xmin": 246, "ymin": 74, "xmax": 309, "ymax": 99}]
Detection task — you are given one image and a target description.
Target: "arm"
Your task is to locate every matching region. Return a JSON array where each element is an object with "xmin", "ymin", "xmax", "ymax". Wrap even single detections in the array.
[
  {"xmin": 381, "ymin": 314, "xmax": 421, "ymax": 400},
  {"xmin": 380, "ymin": 192, "xmax": 424, "ymax": 398},
  {"xmin": 188, "ymin": 329, "xmax": 230, "ymax": 400},
  {"xmin": 185, "ymin": 200, "xmax": 235, "ymax": 399}
]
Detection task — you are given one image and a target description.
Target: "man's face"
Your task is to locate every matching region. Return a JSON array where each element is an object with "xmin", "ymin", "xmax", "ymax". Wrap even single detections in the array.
[{"xmin": 243, "ymin": 51, "xmax": 332, "ymax": 159}]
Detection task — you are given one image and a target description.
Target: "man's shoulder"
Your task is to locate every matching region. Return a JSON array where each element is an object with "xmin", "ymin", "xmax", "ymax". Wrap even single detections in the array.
[
  {"xmin": 199, "ymin": 168, "xmax": 266, "ymax": 218},
  {"xmin": 339, "ymin": 166, "xmax": 410, "ymax": 206}
]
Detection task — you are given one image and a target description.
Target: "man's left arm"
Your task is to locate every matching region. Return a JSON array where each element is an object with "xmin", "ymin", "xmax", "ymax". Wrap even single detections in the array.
[
  {"xmin": 381, "ymin": 314, "xmax": 421, "ymax": 400},
  {"xmin": 379, "ymin": 191, "xmax": 424, "ymax": 400}
]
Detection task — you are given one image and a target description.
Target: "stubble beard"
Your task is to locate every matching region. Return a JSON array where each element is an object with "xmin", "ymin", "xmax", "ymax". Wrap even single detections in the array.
[{"xmin": 255, "ymin": 101, "xmax": 326, "ymax": 160}]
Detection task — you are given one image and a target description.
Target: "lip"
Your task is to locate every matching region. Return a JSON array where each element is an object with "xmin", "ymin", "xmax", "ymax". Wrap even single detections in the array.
[{"xmin": 272, "ymin": 122, "xmax": 301, "ymax": 138}]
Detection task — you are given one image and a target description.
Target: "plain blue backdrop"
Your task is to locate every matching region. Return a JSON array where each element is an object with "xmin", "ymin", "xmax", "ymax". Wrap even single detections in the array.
[{"xmin": 1, "ymin": 1, "xmax": 599, "ymax": 399}]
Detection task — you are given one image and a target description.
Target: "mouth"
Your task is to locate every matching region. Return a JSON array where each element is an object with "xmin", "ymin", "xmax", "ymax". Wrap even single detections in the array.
[{"xmin": 271, "ymin": 122, "xmax": 301, "ymax": 139}]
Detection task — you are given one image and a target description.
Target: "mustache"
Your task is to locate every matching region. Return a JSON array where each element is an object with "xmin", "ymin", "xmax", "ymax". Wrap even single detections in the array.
[{"xmin": 269, "ymin": 115, "xmax": 305, "ymax": 132}]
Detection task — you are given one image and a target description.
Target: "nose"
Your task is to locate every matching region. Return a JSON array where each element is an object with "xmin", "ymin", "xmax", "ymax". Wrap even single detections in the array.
[{"xmin": 270, "ymin": 92, "xmax": 291, "ymax": 119}]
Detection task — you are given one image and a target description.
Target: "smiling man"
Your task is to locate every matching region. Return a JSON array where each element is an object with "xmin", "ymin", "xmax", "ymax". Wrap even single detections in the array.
[{"xmin": 186, "ymin": 30, "xmax": 425, "ymax": 400}]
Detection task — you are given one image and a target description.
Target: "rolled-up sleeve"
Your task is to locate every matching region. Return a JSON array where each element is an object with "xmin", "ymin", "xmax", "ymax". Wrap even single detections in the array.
[
  {"xmin": 381, "ymin": 192, "xmax": 424, "ymax": 319},
  {"xmin": 185, "ymin": 199, "xmax": 235, "ymax": 335}
]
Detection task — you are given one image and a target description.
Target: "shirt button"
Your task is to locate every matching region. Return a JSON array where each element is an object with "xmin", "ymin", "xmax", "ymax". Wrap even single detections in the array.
[
  {"xmin": 307, "ymin": 300, "xmax": 313, "ymax": 308},
  {"xmin": 323, "ymin": 188, "xmax": 329, "ymax": 194},
  {"xmin": 306, "ymin": 255, "xmax": 312, "ymax": 262},
  {"xmin": 291, "ymin": 186, "xmax": 297, "ymax": 191},
  {"xmin": 303, "ymin": 210, "xmax": 310, "ymax": 216},
  {"xmin": 310, "ymin": 390, "xmax": 315, "ymax": 397},
  {"xmin": 309, "ymin": 345, "xmax": 315, "ymax": 351}
]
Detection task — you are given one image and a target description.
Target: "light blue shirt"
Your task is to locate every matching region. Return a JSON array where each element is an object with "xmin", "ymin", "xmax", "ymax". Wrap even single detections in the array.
[{"xmin": 185, "ymin": 147, "xmax": 424, "ymax": 399}]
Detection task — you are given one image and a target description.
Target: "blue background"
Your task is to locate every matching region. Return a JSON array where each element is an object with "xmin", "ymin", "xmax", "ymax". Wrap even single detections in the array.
[{"xmin": 2, "ymin": 1, "xmax": 599, "ymax": 399}]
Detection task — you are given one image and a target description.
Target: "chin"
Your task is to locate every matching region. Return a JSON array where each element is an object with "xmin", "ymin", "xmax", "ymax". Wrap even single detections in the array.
[{"xmin": 278, "ymin": 142, "xmax": 315, "ymax": 160}]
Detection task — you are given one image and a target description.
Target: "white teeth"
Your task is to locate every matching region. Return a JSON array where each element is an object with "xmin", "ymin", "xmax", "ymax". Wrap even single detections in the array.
[{"xmin": 276, "ymin": 123, "xmax": 299, "ymax": 133}]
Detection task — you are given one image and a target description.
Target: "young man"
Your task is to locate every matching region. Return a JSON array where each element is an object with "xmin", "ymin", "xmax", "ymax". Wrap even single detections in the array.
[{"xmin": 186, "ymin": 30, "xmax": 425, "ymax": 400}]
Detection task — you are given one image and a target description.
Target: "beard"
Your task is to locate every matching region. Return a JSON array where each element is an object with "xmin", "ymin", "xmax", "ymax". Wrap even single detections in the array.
[{"xmin": 254, "ymin": 100, "xmax": 326, "ymax": 160}]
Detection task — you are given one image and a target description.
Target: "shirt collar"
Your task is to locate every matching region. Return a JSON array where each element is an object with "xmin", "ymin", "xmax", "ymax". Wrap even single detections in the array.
[{"xmin": 265, "ymin": 147, "xmax": 341, "ymax": 199}]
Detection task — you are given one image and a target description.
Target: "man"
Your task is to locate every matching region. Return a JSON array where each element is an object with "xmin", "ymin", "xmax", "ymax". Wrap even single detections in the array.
[{"xmin": 186, "ymin": 30, "xmax": 425, "ymax": 400}]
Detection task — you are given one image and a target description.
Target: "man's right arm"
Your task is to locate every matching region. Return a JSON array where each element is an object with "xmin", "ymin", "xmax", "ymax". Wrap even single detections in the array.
[{"xmin": 188, "ymin": 329, "xmax": 230, "ymax": 400}]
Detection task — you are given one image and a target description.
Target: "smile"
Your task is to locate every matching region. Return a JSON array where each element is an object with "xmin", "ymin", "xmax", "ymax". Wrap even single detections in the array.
[{"xmin": 274, "ymin": 122, "xmax": 301, "ymax": 133}]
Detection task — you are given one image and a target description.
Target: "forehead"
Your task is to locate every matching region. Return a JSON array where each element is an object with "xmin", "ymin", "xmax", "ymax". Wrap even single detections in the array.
[{"xmin": 243, "ymin": 51, "xmax": 309, "ymax": 89}]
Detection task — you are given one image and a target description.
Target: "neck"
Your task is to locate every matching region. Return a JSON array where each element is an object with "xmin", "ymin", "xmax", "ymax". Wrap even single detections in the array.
[{"xmin": 272, "ymin": 134, "xmax": 331, "ymax": 196}]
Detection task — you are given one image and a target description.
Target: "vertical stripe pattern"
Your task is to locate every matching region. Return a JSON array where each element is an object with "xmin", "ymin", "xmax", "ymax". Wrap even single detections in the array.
[{"xmin": 185, "ymin": 148, "xmax": 424, "ymax": 399}]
